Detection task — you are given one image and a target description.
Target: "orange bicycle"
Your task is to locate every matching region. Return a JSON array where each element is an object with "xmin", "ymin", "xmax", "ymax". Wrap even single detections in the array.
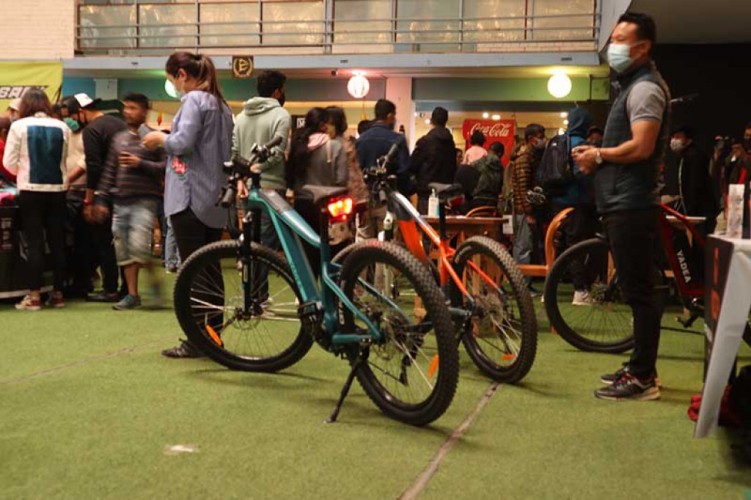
[{"xmin": 341, "ymin": 146, "xmax": 538, "ymax": 383}]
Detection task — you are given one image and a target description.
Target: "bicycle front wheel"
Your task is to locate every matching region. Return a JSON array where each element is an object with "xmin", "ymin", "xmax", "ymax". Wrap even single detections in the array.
[
  {"xmin": 543, "ymin": 238, "xmax": 634, "ymax": 353},
  {"xmin": 338, "ymin": 240, "xmax": 459, "ymax": 426},
  {"xmin": 452, "ymin": 236, "xmax": 538, "ymax": 383},
  {"xmin": 174, "ymin": 240, "xmax": 314, "ymax": 371}
]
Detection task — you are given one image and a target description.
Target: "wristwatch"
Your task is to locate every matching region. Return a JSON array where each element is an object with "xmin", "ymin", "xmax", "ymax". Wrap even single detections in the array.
[{"xmin": 595, "ymin": 149, "xmax": 603, "ymax": 165}]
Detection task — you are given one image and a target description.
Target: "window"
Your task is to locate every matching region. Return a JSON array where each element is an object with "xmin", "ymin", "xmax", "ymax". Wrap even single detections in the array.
[
  {"xmin": 334, "ymin": 0, "xmax": 391, "ymax": 45},
  {"xmin": 396, "ymin": 0, "xmax": 460, "ymax": 46},
  {"xmin": 262, "ymin": 1, "xmax": 325, "ymax": 46}
]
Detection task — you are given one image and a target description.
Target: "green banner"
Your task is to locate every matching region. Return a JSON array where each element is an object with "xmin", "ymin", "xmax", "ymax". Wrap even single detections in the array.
[{"xmin": 0, "ymin": 61, "xmax": 63, "ymax": 112}]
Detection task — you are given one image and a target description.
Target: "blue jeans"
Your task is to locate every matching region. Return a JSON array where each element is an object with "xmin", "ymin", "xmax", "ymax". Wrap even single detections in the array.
[
  {"xmin": 513, "ymin": 214, "xmax": 534, "ymax": 285},
  {"xmin": 512, "ymin": 214, "xmax": 533, "ymax": 265},
  {"xmin": 255, "ymin": 191, "xmax": 283, "ymax": 301},
  {"xmin": 164, "ymin": 216, "xmax": 180, "ymax": 269},
  {"xmin": 112, "ymin": 199, "xmax": 158, "ymax": 266}
]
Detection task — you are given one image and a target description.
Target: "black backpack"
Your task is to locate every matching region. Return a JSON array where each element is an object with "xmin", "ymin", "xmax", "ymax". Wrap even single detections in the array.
[{"xmin": 535, "ymin": 134, "xmax": 573, "ymax": 197}]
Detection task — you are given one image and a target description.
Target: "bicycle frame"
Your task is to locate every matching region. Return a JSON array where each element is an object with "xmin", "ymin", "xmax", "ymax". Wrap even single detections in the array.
[
  {"xmin": 383, "ymin": 190, "xmax": 500, "ymax": 316},
  {"xmin": 657, "ymin": 203, "xmax": 706, "ymax": 305},
  {"xmin": 243, "ymin": 183, "xmax": 383, "ymax": 347}
]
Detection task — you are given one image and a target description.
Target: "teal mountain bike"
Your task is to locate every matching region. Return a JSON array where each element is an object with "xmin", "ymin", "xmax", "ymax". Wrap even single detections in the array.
[{"xmin": 173, "ymin": 138, "xmax": 459, "ymax": 426}]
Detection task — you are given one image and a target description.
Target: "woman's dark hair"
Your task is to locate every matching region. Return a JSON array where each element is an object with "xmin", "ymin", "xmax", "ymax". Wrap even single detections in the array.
[
  {"xmin": 326, "ymin": 106, "xmax": 348, "ymax": 136},
  {"xmin": 470, "ymin": 130, "xmax": 486, "ymax": 146},
  {"xmin": 19, "ymin": 89, "xmax": 53, "ymax": 118},
  {"xmin": 165, "ymin": 51, "xmax": 225, "ymax": 102},
  {"xmin": 357, "ymin": 119, "xmax": 373, "ymax": 135},
  {"xmin": 286, "ymin": 107, "xmax": 331, "ymax": 187}
]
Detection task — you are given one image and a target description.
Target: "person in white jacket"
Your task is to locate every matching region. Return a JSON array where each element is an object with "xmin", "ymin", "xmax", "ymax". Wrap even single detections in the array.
[{"xmin": 2, "ymin": 90, "xmax": 69, "ymax": 310}]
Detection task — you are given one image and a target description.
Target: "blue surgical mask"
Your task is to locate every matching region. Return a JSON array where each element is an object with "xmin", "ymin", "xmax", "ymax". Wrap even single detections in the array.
[{"xmin": 607, "ymin": 43, "xmax": 639, "ymax": 74}]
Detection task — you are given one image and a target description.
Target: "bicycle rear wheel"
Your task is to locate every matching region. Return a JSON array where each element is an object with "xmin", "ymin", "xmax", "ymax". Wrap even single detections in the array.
[
  {"xmin": 338, "ymin": 241, "xmax": 459, "ymax": 426},
  {"xmin": 452, "ymin": 236, "xmax": 537, "ymax": 383},
  {"xmin": 543, "ymin": 238, "xmax": 635, "ymax": 353},
  {"xmin": 174, "ymin": 240, "xmax": 314, "ymax": 371}
]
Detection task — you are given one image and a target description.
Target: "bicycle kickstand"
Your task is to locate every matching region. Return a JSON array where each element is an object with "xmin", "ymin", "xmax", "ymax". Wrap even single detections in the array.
[{"xmin": 325, "ymin": 355, "xmax": 363, "ymax": 424}]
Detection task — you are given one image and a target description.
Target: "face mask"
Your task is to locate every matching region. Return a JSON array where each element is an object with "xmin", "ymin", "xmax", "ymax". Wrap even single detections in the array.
[
  {"xmin": 607, "ymin": 42, "xmax": 638, "ymax": 73},
  {"xmin": 670, "ymin": 139, "xmax": 686, "ymax": 153},
  {"xmin": 64, "ymin": 117, "xmax": 81, "ymax": 132},
  {"xmin": 176, "ymin": 81, "xmax": 187, "ymax": 98}
]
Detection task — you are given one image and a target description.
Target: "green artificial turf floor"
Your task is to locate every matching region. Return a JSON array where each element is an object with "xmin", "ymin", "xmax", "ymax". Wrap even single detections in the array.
[{"xmin": 1, "ymin": 279, "xmax": 750, "ymax": 499}]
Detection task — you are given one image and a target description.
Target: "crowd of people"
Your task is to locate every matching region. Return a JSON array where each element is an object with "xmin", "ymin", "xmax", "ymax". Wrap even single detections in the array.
[{"xmin": 0, "ymin": 14, "xmax": 748, "ymax": 387}]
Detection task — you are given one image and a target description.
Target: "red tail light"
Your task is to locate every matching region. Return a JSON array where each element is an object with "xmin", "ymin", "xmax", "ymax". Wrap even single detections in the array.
[{"xmin": 327, "ymin": 197, "xmax": 354, "ymax": 221}]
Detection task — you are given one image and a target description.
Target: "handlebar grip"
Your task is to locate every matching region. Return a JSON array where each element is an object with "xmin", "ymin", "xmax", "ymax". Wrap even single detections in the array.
[{"xmin": 220, "ymin": 185, "xmax": 237, "ymax": 208}]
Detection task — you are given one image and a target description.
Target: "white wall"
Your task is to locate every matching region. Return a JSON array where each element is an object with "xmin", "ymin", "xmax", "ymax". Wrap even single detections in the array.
[
  {"xmin": 599, "ymin": 0, "xmax": 633, "ymax": 51},
  {"xmin": 385, "ymin": 77, "xmax": 415, "ymax": 149},
  {"xmin": 0, "ymin": 0, "xmax": 75, "ymax": 60}
]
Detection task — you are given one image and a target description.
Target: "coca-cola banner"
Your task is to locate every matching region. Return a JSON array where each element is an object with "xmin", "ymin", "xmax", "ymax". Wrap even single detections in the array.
[{"xmin": 461, "ymin": 119, "xmax": 516, "ymax": 167}]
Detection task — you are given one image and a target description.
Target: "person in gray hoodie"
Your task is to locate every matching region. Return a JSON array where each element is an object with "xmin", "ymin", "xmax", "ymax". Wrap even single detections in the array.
[
  {"xmin": 233, "ymin": 70, "xmax": 290, "ymax": 303},
  {"xmin": 233, "ymin": 70, "xmax": 290, "ymax": 193}
]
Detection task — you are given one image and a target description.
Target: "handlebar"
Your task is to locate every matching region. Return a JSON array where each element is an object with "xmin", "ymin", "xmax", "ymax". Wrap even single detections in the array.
[
  {"xmin": 218, "ymin": 136, "xmax": 284, "ymax": 208},
  {"xmin": 363, "ymin": 142, "xmax": 402, "ymax": 205}
]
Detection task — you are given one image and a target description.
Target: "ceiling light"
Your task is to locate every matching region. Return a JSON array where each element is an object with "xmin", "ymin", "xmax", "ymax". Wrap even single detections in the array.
[
  {"xmin": 347, "ymin": 72, "xmax": 370, "ymax": 99},
  {"xmin": 491, "ymin": 114, "xmax": 501, "ymax": 121},
  {"xmin": 482, "ymin": 112, "xmax": 489, "ymax": 119},
  {"xmin": 548, "ymin": 72, "xmax": 572, "ymax": 99},
  {"xmin": 563, "ymin": 119, "xmax": 569, "ymax": 125},
  {"xmin": 558, "ymin": 128, "xmax": 565, "ymax": 135},
  {"xmin": 424, "ymin": 119, "xmax": 431, "ymax": 125},
  {"xmin": 560, "ymin": 112, "xmax": 568, "ymax": 118}
]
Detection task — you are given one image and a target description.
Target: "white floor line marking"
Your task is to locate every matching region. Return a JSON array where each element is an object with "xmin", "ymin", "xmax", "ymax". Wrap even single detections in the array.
[
  {"xmin": 399, "ymin": 382, "xmax": 501, "ymax": 500},
  {"xmin": 0, "ymin": 341, "xmax": 162, "ymax": 387}
]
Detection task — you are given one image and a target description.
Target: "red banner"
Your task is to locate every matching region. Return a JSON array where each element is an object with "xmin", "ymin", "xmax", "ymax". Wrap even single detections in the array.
[{"xmin": 461, "ymin": 119, "xmax": 516, "ymax": 167}]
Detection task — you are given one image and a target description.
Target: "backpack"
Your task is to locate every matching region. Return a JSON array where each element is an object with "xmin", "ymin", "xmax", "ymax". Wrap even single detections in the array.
[{"xmin": 535, "ymin": 134, "xmax": 573, "ymax": 197}]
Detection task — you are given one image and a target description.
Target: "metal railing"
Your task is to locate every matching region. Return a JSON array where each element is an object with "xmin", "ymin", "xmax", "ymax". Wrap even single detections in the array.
[{"xmin": 76, "ymin": 0, "xmax": 600, "ymax": 55}]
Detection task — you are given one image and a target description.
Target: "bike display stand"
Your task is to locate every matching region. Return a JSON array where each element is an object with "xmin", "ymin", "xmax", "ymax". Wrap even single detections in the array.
[{"xmin": 696, "ymin": 235, "xmax": 751, "ymax": 438}]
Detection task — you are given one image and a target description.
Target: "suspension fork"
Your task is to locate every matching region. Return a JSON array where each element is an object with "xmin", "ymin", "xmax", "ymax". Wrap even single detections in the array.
[{"xmin": 242, "ymin": 206, "xmax": 263, "ymax": 313}]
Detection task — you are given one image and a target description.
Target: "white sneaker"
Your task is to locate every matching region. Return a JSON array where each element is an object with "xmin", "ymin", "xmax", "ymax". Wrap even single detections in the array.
[{"xmin": 572, "ymin": 290, "xmax": 592, "ymax": 306}]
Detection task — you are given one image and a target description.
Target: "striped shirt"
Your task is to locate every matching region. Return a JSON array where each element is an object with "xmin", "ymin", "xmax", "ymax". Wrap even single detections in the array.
[
  {"xmin": 163, "ymin": 91, "xmax": 234, "ymax": 229},
  {"xmin": 2, "ymin": 112, "xmax": 69, "ymax": 192},
  {"xmin": 98, "ymin": 129, "xmax": 166, "ymax": 202}
]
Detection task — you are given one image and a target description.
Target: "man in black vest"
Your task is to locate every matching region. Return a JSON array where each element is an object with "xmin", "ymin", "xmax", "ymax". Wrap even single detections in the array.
[{"xmin": 573, "ymin": 12, "xmax": 670, "ymax": 401}]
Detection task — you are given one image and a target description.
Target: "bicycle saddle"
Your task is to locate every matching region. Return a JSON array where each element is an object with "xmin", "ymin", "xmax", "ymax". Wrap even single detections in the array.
[
  {"xmin": 429, "ymin": 182, "xmax": 464, "ymax": 200},
  {"xmin": 300, "ymin": 185, "xmax": 349, "ymax": 206}
]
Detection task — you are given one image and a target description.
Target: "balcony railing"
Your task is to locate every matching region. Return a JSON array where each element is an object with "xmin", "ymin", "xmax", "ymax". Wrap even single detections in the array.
[{"xmin": 77, "ymin": 0, "xmax": 600, "ymax": 56}]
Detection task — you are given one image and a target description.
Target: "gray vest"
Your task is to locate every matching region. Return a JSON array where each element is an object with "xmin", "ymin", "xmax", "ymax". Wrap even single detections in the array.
[{"xmin": 594, "ymin": 62, "xmax": 671, "ymax": 214}]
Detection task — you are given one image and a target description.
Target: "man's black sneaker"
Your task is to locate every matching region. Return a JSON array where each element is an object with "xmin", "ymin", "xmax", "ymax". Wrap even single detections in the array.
[
  {"xmin": 87, "ymin": 291, "xmax": 120, "ymax": 303},
  {"xmin": 161, "ymin": 340, "xmax": 205, "ymax": 359},
  {"xmin": 594, "ymin": 372, "xmax": 660, "ymax": 401},
  {"xmin": 601, "ymin": 365, "xmax": 661, "ymax": 387}
]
